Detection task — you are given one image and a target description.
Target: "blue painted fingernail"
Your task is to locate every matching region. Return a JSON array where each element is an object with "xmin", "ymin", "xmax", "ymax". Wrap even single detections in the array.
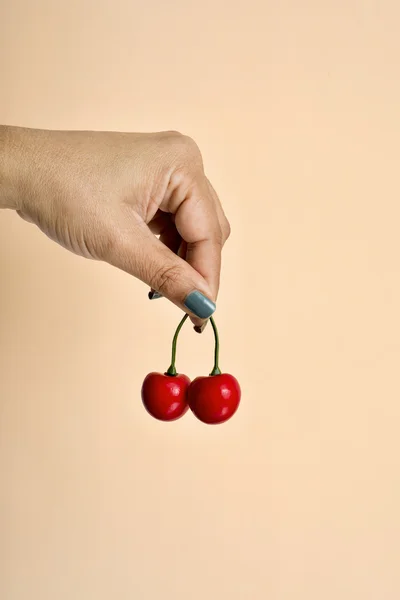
[{"xmin": 184, "ymin": 291, "xmax": 216, "ymax": 319}]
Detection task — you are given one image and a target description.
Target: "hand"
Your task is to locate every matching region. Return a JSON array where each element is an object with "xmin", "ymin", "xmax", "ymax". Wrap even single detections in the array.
[{"xmin": 0, "ymin": 126, "xmax": 230, "ymax": 323}]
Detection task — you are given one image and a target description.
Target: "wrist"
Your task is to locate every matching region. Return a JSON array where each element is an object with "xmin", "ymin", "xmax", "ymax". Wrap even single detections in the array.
[{"xmin": 0, "ymin": 125, "xmax": 28, "ymax": 210}]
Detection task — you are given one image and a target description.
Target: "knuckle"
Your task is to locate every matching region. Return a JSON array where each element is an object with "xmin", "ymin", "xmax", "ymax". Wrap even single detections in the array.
[
  {"xmin": 161, "ymin": 131, "xmax": 198, "ymax": 151},
  {"xmin": 150, "ymin": 263, "xmax": 184, "ymax": 296},
  {"xmin": 176, "ymin": 135, "xmax": 203, "ymax": 164},
  {"xmin": 214, "ymin": 219, "xmax": 231, "ymax": 246},
  {"xmin": 214, "ymin": 226, "xmax": 225, "ymax": 248},
  {"xmin": 164, "ymin": 129, "xmax": 183, "ymax": 138},
  {"xmin": 224, "ymin": 219, "xmax": 231, "ymax": 241},
  {"xmin": 159, "ymin": 132, "xmax": 203, "ymax": 175},
  {"xmin": 181, "ymin": 134, "xmax": 199, "ymax": 152}
]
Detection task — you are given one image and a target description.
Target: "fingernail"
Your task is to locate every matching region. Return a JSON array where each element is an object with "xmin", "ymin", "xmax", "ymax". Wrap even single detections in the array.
[
  {"xmin": 184, "ymin": 291, "xmax": 216, "ymax": 319},
  {"xmin": 148, "ymin": 290, "xmax": 163, "ymax": 300},
  {"xmin": 194, "ymin": 320, "xmax": 208, "ymax": 334}
]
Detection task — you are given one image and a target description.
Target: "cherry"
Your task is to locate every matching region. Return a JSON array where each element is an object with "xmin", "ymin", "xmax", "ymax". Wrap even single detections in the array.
[
  {"xmin": 188, "ymin": 317, "xmax": 241, "ymax": 424},
  {"xmin": 141, "ymin": 314, "xmax": 190, "ymax": 421},
  {"xmin": 188, "ymin": 373, "xmax": 241, "ymax": 424},
  {"xmin": 141, "ymin": 313, "xmax": 241, "ymax": 424},
  {"xmin": 141, "ymin": 372, "xmax": 190, "ymax": 421}
]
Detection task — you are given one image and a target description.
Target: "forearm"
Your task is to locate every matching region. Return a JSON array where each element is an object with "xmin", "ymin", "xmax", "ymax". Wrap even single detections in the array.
[
  {"xmin": 0, "ymin": 125, "xmax": 37, "ymax": 210},
  {"xmin": 0, "ymin": 126, "xmax": 20, "ymax": 209}
]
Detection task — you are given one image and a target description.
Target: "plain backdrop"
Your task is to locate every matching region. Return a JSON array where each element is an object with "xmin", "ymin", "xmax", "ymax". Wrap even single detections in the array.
[{"xmin": 1, "ymin": 1, "xmax": 400, "ymax": 599}]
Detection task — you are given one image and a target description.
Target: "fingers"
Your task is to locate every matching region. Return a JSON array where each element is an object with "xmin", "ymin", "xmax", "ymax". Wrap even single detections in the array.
[
  {"xmin": 148, "ymin": 211, "xmax": 183, "ymax": 299},
  {"xmin": 158, "ymin": 225, "xmax": 182, "ymax": 256},
  {"xmin": 143, "ymin": 139, "xmax": 231, "ymax": 309},
  {"xmin": 107, "ymin": 223, "xmax": 216, "ymax": 324},
  {"xmin": 184, "ymin": 238, "xmax": 222, "ymax": 301},
  {"xmin": 108, "ymin": 134, "xmax": 231, "ymax": 320},
  {"xmin": 172, "ymin": 179, "xmax": 230, "ymax": 302},
  {"xmin": 206, "ymin": 178, "xmax": 231, "ymax": 244}
]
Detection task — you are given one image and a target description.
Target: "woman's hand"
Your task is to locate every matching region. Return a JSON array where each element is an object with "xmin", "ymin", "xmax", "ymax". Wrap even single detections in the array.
[{"xmin": 0, "ymin": 126, "xmax": 230, "ymax": 323}]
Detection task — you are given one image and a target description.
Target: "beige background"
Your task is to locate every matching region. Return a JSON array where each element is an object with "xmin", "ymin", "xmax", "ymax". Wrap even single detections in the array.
[{"xmin": 1, "ymin": 1, "xmax": 400, "ymax": 598}]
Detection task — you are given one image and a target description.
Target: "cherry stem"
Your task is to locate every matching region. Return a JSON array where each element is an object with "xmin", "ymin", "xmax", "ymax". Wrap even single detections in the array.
[
  {"xmin": 209, "ymin": 316, "xmax": 221, "ymax": 376},
  {"xmin": 166, "ymin": 313, "xmax": 189, "ymax": 376}
]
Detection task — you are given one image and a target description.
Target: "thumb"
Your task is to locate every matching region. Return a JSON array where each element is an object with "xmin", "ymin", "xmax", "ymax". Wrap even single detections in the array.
[{"xmin": 107, "ymin": 228, "xmax": 216, "ymax": 322}]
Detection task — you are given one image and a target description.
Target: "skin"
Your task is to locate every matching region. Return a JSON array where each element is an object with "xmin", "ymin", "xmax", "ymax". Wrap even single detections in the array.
[{"xmin": 0, "ymin": 126, "xmax": 230, "ymax": 325}]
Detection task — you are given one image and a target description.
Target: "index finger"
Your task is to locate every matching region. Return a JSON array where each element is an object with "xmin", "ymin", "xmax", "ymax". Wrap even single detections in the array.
[{"xmin": 173, "ymin": 179, "xmax": 227, "ymax": 301}]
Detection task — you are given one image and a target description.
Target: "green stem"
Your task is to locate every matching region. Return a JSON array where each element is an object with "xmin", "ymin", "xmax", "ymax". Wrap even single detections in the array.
[
  {"xmin": 166, "ymin": 313, "xmax": 189, "ymax": 376},
  {"xmin": 209, "ymin": 316, "xmax": 221, "ymax": 375}
]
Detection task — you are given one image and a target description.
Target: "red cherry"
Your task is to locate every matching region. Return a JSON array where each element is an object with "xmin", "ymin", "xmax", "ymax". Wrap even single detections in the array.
[
  {"xmin": 141, "ymin": 372, "xmax": 190, "ymax": 421},
  {"xmin": 188, "ymin": 373, "xmax": 241, "ymax": 424}
]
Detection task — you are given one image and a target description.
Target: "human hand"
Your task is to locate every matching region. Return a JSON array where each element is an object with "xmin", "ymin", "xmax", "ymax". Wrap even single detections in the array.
[{"xmin": 0, "ymin": 126, "xmax": 230, "ymax": 323}]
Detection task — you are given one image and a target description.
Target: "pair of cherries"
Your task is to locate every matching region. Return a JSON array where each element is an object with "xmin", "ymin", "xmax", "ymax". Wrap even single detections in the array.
[{"xmin": 141, "ymin": 314, "xmax": 241, "ymax": 424}]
